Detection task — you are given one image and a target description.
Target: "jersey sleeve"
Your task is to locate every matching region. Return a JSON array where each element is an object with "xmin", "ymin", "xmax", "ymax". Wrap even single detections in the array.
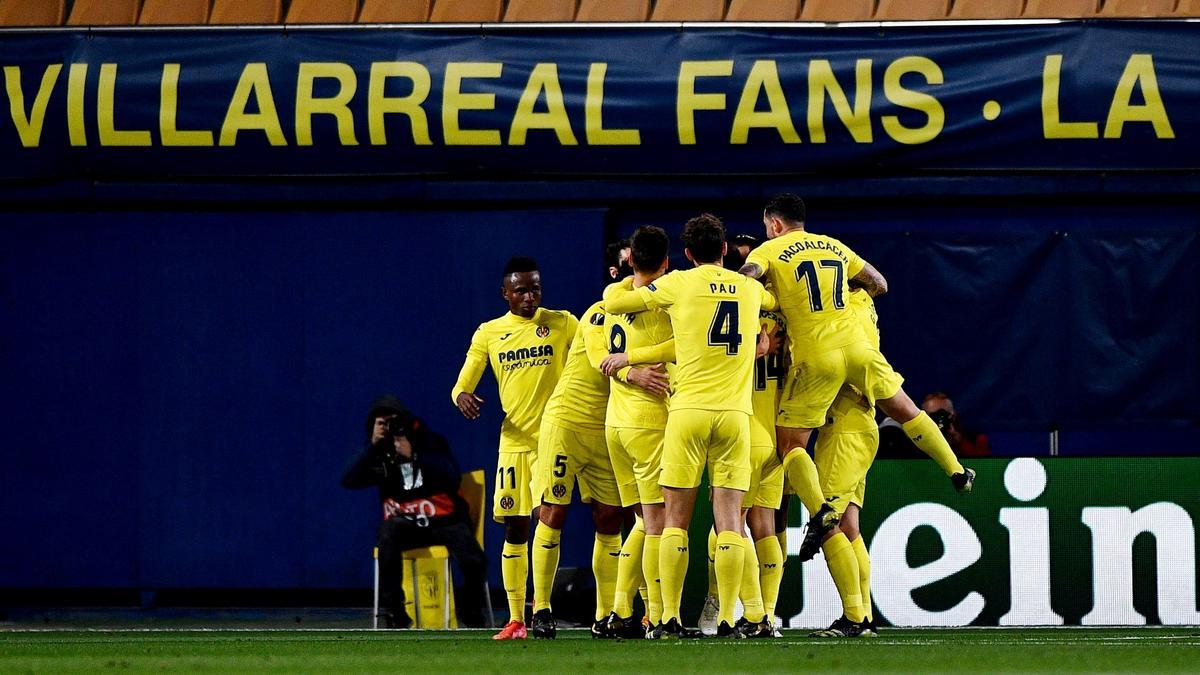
[
  {"xmin": 842, "ymin": 240, "xmax": 866, "ymax": 279},
  {"xmin": 450, "ymin": 326, "xmax": 489, "ymax": 403},
  {"xmin": 582, "ymin": 306, "xmax": 610, "ymax": 370},
  {"xmin": 562, "ymin": 311, "xmax": 580, "ymax": 348},
  {"xmin": 603, "ymin": 281, "xmax": 650, "ymax": 315},
  {"xmin": 626, "ymin": 337, "xmax": 675, "ymax": 366},
  {"xmin": 636, "ymin": 272, "xmax": 679, "ymax": 310},
  {"xmin": 745, "ymin": 246, "xmax": 771, "ymax": 277},
  {"xmin": 759, "ymin": 282, "xmax": 778, "ymax": 312}
]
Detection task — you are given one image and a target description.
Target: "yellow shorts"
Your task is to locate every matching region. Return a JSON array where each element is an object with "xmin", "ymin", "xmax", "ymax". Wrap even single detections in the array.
[
  {"xmin": 778, "ymin": 341, "xmax": 904, "ymax": 430},
  {"xmin": 812, "ymin": 427, "xmax": 879, "ymax": 514},
  {"xmin": 745, "ymin": 444, "xmax": 784, "ymax": 509},
  {"xmin": 537, "ymin": 420, "xmax": 621, "ymax": 508},
  {"xmin": 606, "ymin": 426, "xmax": 664, "ymax": 507},
  {"xmin": 661, "ymin": 409, "xmax": 750, "ymax": 491},
  {"xmin": 493, "ymin": 449, "xmax": 536, "ymax": 523}
]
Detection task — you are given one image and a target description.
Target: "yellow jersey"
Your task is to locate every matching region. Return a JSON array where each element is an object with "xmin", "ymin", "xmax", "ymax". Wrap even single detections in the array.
[
  {"xmin": 751, "ymin": 309, "xmax": 786, "ymax": 448},
  {"xmin": 605, "ymin": 265, "xmax": 775, "ymax": 416},
  {"xmin": 451, "ymin": 307, "xmax": 578, "ymax": 451},
  {"xmin": 604, "ymin": 279, "xmax": 675, "ymax": 430},
  {"xmin": 825, "ymin": 291, "xmax": 881, "ymax": 434},
  {"xmin": 745, "ymin": 229, "xmax": 867, "ymax": 357},
  {"xmin": 542, "ymin": 301, "xmax": 611, "ymax": 433}
]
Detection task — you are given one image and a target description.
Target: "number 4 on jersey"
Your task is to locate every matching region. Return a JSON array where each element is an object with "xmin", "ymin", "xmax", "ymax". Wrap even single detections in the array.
[{"xmin": 708, "ymin": 300, "xmax": 741, "ymax": 355}]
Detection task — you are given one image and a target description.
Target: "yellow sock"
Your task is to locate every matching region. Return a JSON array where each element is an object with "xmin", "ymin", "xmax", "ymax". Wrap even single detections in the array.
[
  {"xmin": 706, "ymin": 528, "xmax": 719, "ymax": 597},
  {"xmin": 782, "ymin": 450, "xmax": 825, "ymax": 515},
  {"xmin": 501, "ymin": 541, "xmax": 528, "ymax": 623},
  {"xmin": 642, "ymin": 534, "xmax": 664, "ymax": 624},
  {"xmin": 755, "ymin": 535, "xmax": 785, "ymax": 619},
  {"xmin": 822, "ymin": 532, "xmax": 865, "ymax": 623},
  {"xmin": 738, "ymin": 536, "xmax": 766, "ymax": 623},
  {"xmin": 613, "ymin": 518, "xmax": 645, "ymax": 617},
  {"xmin": 902, "ymin": 411, "xmax": 964, "ymax": 477},
  {"xmin": 713, "ymin": 531, "xmax": 745, "ymax": 626},
  {"xmin": 658, "ymin": 528, "xmax": 689, "ymax": 624},
  {"xmin": 777, "ymin": 528, "xmax": 788, "ymax": 558},
  {"xmin": 593, "ymin": 533, "xmax": 622, "ymax": 621},
  {"xmin": 851, "ymin": 536, "xmax": 872, "ymax": 622},
  {"xmin": 531, "ymin": 525, "xmax": 561, "ymax": 613}
]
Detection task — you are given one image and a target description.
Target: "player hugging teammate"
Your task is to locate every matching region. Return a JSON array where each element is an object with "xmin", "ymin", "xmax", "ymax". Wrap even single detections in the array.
[{"xmin": 452, "ymin": 197, "xmax": 975, "ymax": 640}]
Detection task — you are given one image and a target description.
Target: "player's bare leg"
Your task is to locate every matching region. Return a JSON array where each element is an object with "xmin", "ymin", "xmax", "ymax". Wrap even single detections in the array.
[{"xmin": 775, "ymin": 495, "xmax": 790, "ymax": 557}]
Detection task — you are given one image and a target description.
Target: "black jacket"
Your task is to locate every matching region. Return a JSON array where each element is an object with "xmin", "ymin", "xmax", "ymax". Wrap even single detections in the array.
[{"xmin": 341, "ymin": 428, "xmax": 469, "ymax": 525}]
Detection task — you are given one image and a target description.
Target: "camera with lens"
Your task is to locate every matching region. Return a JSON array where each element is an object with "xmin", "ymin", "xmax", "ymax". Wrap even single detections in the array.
[
  {"xmin": 929, "ymin": 408, "xmax": 955, "ymax": 431},
  {"xmin": 386, "ymin": 412, "xmax": 413, "ymax": 438}
]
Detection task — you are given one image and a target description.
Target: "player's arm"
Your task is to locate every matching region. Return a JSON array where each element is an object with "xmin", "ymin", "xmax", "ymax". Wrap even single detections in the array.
[
  {"xmin": 451, "ymin": 328, "xmax": 489, "ymax": 420},
  {"xmin": 843, "ymin": 244, "xmax": 887, "ymax": 298},
  {"xmin": 759, "ymin": 282, "xmax": 778, "ymax": 312},
  {"xmin": 582, "ymin": 309, "xmax": 610, "ymax": 370},
  {"xmin": 602, "ymin": 284, "xmax": 650, "ymax": 315},
  {"xmin": 628, "ymin": 338, "xmax": 675, "ymax": 367},
  {"xmin": 623, "ymin": 364, "xmax": 670, "ymax": 397},
  {"xmin": 603, "ymin": 337, "xmax": 675, "ymax": 378},
  {"xmin": 604, "ymin": 273, "xmax": 677, "ymax": 315},
  {"xmin": 739, "ymin": 247, "xmax": 769, "ymax": 280},
  {"xmin": 849, "ymin": 261, "xmax": 887, "ymax": 298},
  {"xmin": 562, "ymin": 311, "xmax": 580, "ymax": 349},
  {"xmin": 755, "ymin": 328, "xmax": 771, "ymax": 358}
]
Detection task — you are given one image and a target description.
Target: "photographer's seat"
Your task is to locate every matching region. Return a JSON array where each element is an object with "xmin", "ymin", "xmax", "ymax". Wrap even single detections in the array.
[{"xmin": 373, "ymin": 469, "xmax": 493, "ymax": 629}]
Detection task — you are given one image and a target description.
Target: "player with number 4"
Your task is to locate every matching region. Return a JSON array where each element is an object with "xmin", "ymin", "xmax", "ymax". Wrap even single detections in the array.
[{"xmin": 604, "ymin": 214, "xmax": 777, "ymax": 639}]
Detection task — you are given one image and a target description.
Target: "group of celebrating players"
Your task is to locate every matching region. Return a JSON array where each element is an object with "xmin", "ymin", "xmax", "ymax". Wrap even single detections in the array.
[{"xmin": 451, "ymin": 193, "xmax": 976, "ymax": 640}]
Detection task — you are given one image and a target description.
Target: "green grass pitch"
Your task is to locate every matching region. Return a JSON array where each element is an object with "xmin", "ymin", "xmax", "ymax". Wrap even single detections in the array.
[{"xmin": 3, "ymin": 628, "xmax": 1199, "ymax": 673}]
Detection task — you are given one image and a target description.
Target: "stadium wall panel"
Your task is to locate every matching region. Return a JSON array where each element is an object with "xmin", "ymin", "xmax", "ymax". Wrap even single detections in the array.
[
  {"xmin": 687, "ymin": 457, "xmax": 1200, "ymax": 627},
  {"xmin": 0, "ymin": 208, "xmax": 606, "ymax": 590}
]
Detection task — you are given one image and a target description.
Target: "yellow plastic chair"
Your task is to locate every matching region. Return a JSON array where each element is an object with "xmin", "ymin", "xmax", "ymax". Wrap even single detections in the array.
[{"xmin": 373, "ymin": 469, "xmax": 491, "ymax": 629}]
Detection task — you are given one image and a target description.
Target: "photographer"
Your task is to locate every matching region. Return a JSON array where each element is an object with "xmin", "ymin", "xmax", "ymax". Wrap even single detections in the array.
[
  {"xmin": 879, "ymin": 392, "xmax": 991, "ymax": 459},
  {"xmin": 342, "ymin": 395, "xmax": 488, "ymax": 628}
]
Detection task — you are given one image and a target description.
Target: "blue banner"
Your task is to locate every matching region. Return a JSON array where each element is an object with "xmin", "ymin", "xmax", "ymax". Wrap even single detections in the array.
[{"xmin": 1, "ymin": 22, "xmax": 1197, "ymax": 179}]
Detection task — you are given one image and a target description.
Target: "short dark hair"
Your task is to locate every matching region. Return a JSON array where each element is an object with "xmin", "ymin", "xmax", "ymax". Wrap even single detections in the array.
[
  {"xmin": 731, "ymin": 233, "xmax": 761, "ymax": 250},
  {"xmin": 681, "ymin": 214, "xmax": 726, "ymax": 264},
  {"xmin": 605, "ymin": 239, "xmax": 631, "ymax": 269},
  {"xmin": 630, "ymin": 226, "xmax": 669, "ymax": 273},
  {"xmin": 764, "ymin": 193, "xmax": 807, "ymax": 224},
  {"xmin": 503, "ymin": 256, "xmax": 539, "ymax": 277}
]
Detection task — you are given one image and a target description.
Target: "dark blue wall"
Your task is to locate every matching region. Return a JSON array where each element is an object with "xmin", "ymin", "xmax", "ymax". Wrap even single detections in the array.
[
  {"xmin": 613, "ymin": 200, "xmax": 1200, "ymax": 455},
  {"xmin": 0, "ymin": 209, "xmax": 605, "ymax": 590},
  {"xmin": 3, "ymin": 199, "xmax": 1198, "ymax": 592}
]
